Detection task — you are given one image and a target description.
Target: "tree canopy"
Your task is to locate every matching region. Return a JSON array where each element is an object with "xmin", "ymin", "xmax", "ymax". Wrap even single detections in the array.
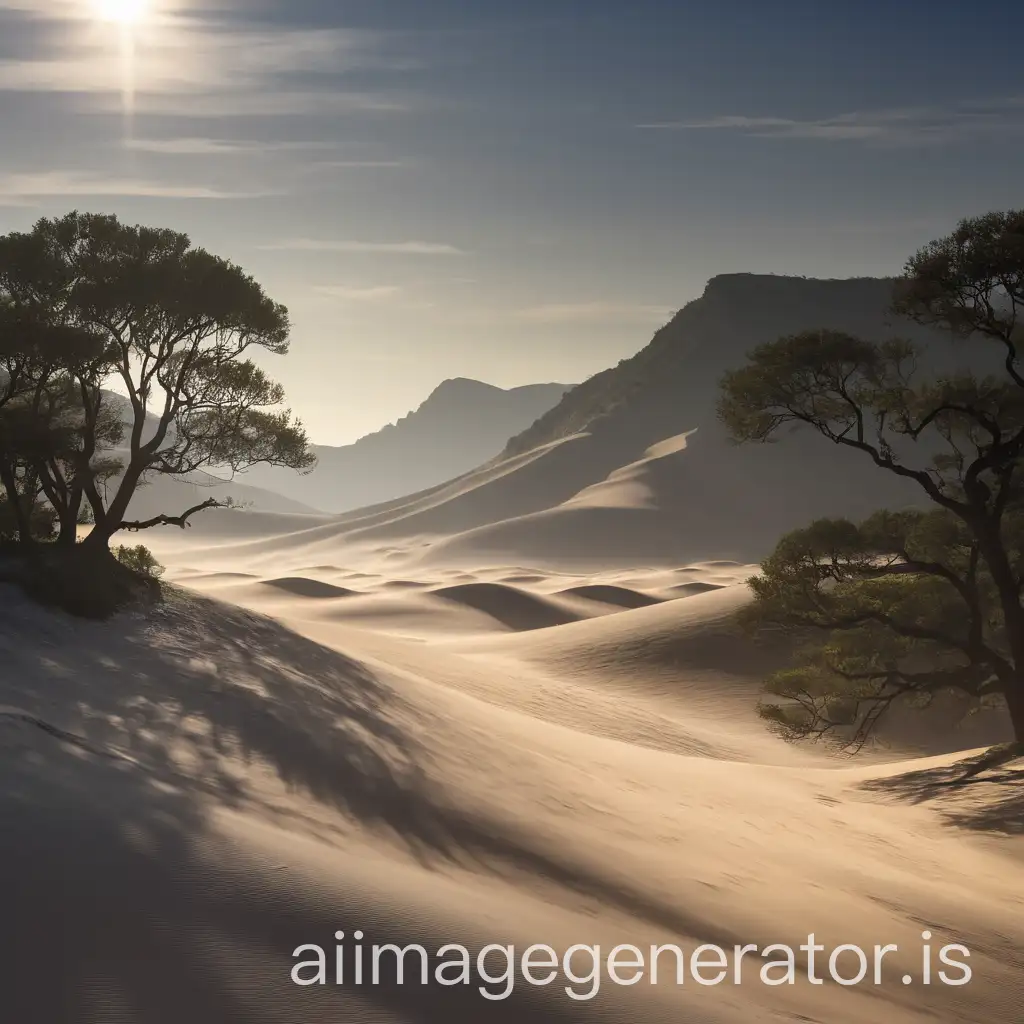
[
  {"xmin": 0, "ymin": 211, "xmax": 314, "ymax": 551},
  {"xmin": 718, "ymin": 210, "xmax": 1024, "ymax": 750}
]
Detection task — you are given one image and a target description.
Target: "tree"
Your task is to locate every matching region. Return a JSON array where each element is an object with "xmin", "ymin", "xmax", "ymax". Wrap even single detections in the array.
[
  {"xmin": 718, "ymin": 210, "xmax": 1024, "ymax": 750},
  {"xmin": 0, "ymin": 212, "xmax": 314, "ymax": 550},
  {"xmin": 0, "ymin": 301, "xmax": 106, "ymax": 546}
]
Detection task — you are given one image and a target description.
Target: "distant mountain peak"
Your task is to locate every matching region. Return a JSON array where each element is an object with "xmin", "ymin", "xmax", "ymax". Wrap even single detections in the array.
[
  {"xmin": 423, "ymin": 376, "xmax": 571, "ymax": 405},
  {"xmin": 354, "ymin": 378, "xmax": 573, "ymax": 445},
  {"xmin": 427, "ymin": 377, "xmax": 503, "ymax": 398},
  {"xmin": 233, "ymin": 377, "xmax": 573, "ymax": 513}
]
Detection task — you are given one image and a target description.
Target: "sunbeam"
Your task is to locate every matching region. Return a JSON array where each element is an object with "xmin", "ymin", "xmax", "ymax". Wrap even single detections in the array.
[
  {"xmin": 93, "ymin": 0, "xmax": 148, "ymax": 23},
  {"xmin": 88, "ymin": 0, "xmax": 151, "ymax": 141}
]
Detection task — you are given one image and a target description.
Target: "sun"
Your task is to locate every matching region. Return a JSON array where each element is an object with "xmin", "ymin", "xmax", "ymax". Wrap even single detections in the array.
[{"xmin": 93, "ymin": 0, "xmax": 148, "ymax": 23}]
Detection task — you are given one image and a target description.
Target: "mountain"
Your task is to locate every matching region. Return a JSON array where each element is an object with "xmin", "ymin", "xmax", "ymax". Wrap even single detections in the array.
[
  {"xmin": 504, "ymin": 273, "xmax": 957, "ymax": 457},
  {"xmin": 285, "ymin": 274, "xmax": 994, "ymax": 570},
  {"xmin": 234, "ymin": 378, "xmax": 572, "ymax": 512}
]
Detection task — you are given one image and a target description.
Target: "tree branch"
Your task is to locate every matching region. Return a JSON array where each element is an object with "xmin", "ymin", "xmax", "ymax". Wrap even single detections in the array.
[
  {"xmin": 800, "ymin": 605, "xmax": 1015, "ymax": 681},
  {"xmin": 118, "ymin": 496, "xmax": 233, "ymax": 532},
  {"xmin": 785, "ymin": 406, "xmax": 971, "ymax": 515}
]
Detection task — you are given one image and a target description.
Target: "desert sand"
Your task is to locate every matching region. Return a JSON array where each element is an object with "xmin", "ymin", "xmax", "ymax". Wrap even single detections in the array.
[{"xmin": 2, "ymin": 477, "xmax": 1022, "ymax": 1023}]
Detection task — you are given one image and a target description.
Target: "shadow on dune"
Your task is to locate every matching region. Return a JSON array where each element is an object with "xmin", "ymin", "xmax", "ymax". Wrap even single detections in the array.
[
  {"xmin": 0, "ymin": 587, "xmax": 721, "ymax": 1022},
  {"xmin": 556, "ymin": 585, "xmax": 663, "ymax": 609},
  {"xmin": 429, "ymin": 583, "xmax": 582, "ymax": 631},
  {"xmin": 1, "ymin": 720, "xmax": 600, "ymax": 1024},
  {"xmin": 0, "ymin": 588, "xmax": 471, "ymax": 859},
  {"xmin": 664, "ymin": 582, "xmax": 725, "ymax": 597},
  {"xmin": 858, "ymin": 756, "xmax": 1024, "ymax": 836},
  {"xmin": 260, "ymin": 577, "xmax": 360, "ymax": 599}
]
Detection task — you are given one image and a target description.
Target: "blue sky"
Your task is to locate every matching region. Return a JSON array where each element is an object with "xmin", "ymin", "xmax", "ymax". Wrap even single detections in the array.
[{"xmin": 0, "ymin": 0, "xmax": 1022, "ymax": 443}]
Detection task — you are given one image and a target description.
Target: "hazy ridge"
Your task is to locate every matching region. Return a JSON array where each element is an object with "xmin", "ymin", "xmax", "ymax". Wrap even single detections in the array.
[{"xmin": 236, "ymin": 378, "xmax": 572, "ymax": 513}]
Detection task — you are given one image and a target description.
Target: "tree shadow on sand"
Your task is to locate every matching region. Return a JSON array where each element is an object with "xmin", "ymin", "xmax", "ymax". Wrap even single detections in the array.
[
  {"xmin": 1, "ymin": 586, "xmax": 462, "ymax": 863},
  {"xmin": 0, "ymin": 585, "xmax": 710, "ymax": 1022},
  {"xmin": 1, "ymin": 714, "xmax": 596, "ymax": 1024},
  {"xmin": 859, "ymin": 749, "xmax": 1024, "ymax": 836}
]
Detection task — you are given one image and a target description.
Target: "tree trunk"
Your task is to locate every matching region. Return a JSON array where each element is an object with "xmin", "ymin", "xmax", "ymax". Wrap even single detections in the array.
[
  {"xmin": 1004, "ymin": 682, "xmax": 1024, "ymax": 744},
  {"xmin": 83, "ymin": 464, "xmax": 143, "ymax": 551},
  {"xmin": 977, "ymin": 530, "xmax": 1024, "ymax": 745},
  {"xmin": 56, "ymin": 509, "xmax": 78, "ymax": 547},
  {"xmin": 0, "ymin": 460, "xmax": 32, "ymax": 545},
  {"xmin": 81, "ymin": 520, "xmax": 115, "ymax": 552}
]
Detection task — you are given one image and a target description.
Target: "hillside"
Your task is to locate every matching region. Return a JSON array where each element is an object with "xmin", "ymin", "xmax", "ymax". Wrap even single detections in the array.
[
  {"xmin": 236, "ymin": 378, "xmax": 571, "ymax": 512},
  {"xmin": 198, "ymin": 273, "xmax": 996, "ymax": 571},
  {"xmin": 505, "ymin": 273, "xmax": 955, "ymax": 456}
]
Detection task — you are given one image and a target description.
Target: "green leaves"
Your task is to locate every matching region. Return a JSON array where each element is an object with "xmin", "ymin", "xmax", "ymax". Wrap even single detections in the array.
[
  {"xmin": 0, "ymin": 210, "xmax": 313, "ymax": 546},
  {"xmin": 894, "ymin": 209, "xmax": 1024, "ymax": 346},
  {"xmin": 740, "ymin": 506, "xmax": 1011, "ymax": 749},
  {"xmin": 112, "ymin": 543, "xmax": 165, "ymax": 579},
  {"xmin": 718, "ymin": 329, "xmax": 886, "ymax": 443},
  {"xmin": 174, "ymin": 406, "xmax": 314, "ymax": 475}
]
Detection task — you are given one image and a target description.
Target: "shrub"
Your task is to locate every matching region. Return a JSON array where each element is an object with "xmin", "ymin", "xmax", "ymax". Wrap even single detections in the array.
[{"xmin": 113, "ymin": 543, "xmax": 165, "ymax": 579}]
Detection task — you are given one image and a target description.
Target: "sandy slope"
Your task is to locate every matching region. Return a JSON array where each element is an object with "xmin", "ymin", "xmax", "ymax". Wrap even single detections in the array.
[
  {"xmin": 138, "ymin": 419, "xmax": 922, "ymax": 576},
  {"xmin": 2, "ymin": 524, "xmax": 1022, "ymax": 1023}
]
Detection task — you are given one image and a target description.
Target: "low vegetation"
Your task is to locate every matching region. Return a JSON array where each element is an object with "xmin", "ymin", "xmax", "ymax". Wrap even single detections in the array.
[{"xmin": 113, "ymin": 543, "xmax": 165, "ymax": 579}]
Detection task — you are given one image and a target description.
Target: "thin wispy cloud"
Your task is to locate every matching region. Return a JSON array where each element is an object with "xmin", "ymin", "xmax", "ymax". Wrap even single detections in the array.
[
  {"xmin": 0, "ymin": 170, "xmax": 269, "ymax": 205},
  {"xmin": 513, "ymin": 302, "xmax": 673, "ymax": 325},
  {"xmin": 261, "ymin": 239, "xmax": 465, "ymax": 256},
  {"xmin": 124, "ymin": 138, "xmax": 338, "ymax": 156},
  {"xmin": 136, "ymin": 90, "xmax": 412, "ymax": 119},
  {"xmin": 639, "ymin": 98, "xmax": 1024, "ymax": 147},
  {"xmin": 310, "ymin": 159, "xmax": 409, "ymax": 170}
]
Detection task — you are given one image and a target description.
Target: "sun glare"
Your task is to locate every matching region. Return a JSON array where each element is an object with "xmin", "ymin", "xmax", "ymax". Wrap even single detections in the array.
[
  {"xmin": 93, "ymin": 0, "xmax": 148, "ymax": 24},
  {"xmin": 87, "ymin": 0, "xmax": 153, "ymax": 141}
]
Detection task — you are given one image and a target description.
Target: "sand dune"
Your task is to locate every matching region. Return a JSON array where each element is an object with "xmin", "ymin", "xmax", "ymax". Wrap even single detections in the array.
[
  {"xmin": 166, "ymin": 414, "xmax": 916, "ymax": 573},
  {"xmin": 5, "ymin": 516, "xmax": 1022, "ymax": 1023},
  {"xmin": 556, "ymin": 584, "xmax": 665, "ymax": 609},
  {"xmin": 260, "ymin": 577, "xmax": 361, "ymax": 599},
  {"xmin": 665, "ymin": 580, "xmax": 725, "ymax": 596},
  {"xmin": 144, "ymin": 410, "xmax": 915, "ymax": 576},
  {"xmin": 174, "ymin": 570, "xmax": 259, "ymax": 581},
  {"xmin": 429, "ymin": 582, "xmax": 584, "ymax": 631},
  {"xmin": 4, "ymin": 559, "xmax": 1022, "ymax": 1024}
]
